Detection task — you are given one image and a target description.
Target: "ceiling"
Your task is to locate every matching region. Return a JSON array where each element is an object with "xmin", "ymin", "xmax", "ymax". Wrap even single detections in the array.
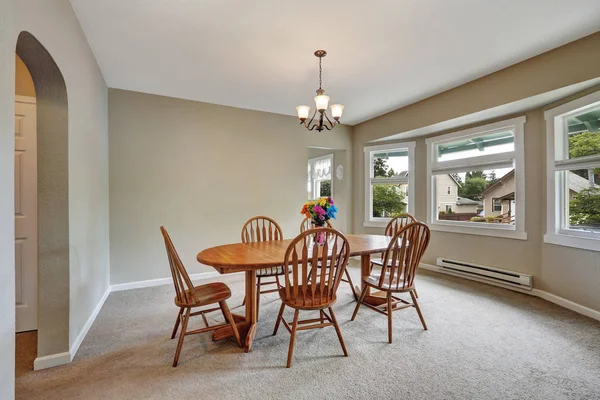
[{"xmin": 70, "ymin": 0, "xmax": 600, "ymax": 126}]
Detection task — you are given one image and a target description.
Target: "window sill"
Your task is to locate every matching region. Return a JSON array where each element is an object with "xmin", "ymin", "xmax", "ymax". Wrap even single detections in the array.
[
  {"xmin": 428, "ymin": 222, "xmax": 528, "ymax": 240},
  {"xmin": 544, "ymin": 232, "xmax": 600, "ymax": 252}
]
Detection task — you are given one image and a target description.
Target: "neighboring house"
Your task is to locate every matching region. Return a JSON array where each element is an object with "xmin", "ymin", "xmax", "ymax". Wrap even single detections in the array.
[
  {"xmin": 437, "ymin": 174, "xmax": 482, "ymax": 214},
  {"xmin": 481, "ymin": 169, "xmax": 594, "ymax": 218},
  {"xmin": 482, "ymin": 170, "xmax": 515, "ymax": 217}
]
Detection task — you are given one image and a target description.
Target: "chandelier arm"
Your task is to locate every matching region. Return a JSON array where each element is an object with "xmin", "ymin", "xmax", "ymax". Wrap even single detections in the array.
[
  {"xmin": 304, "ymin": 108, "xmax": 319, "ymax": 129},
  {"xmin": 323, "ymin": 112, "xmax": 335, "ymax": 127}
]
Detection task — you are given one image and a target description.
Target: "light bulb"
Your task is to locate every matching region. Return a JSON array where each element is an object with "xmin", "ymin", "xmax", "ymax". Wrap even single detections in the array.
[
  {"xmin": 296, "ymin": 105, "xmax": 310, "ymax": 121},
  {"xmin": 330, "ymin": 104, "xmax": 344, "ymax": 120},
  {"xmin": 314, "ymin": 94, "xmax": 330, "ymax": 112}
]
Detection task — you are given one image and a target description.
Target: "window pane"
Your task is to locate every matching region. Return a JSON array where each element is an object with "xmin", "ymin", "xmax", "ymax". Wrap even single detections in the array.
[
  {"xmin": 372, "ymin": 149, "xmax": 408, "ymax": 178},
  {"xmin": 437, "ymin": 130, "xmax": 514, "ymax": 162},
  {"xmin": 564, "ymin": 168, "xmax": 600, "ymax": 232},
  {"xmin": 435, "ymin": 169, "xmax": 515, "ymax": 224},
  {"xmin": 372, "ymin": 183, "xmax": 407, "ymax": 218},
  {"xmin": 567, "ymin": 107, "xmax": 600, "ymax": 160},
  {"xmin": 318, "ymin": 180, "xmax": 332, "ymax": 197}
]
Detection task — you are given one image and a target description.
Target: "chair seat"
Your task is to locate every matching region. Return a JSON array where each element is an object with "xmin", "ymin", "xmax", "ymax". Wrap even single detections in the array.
[
  {"xmin": 257, "ymin": 266, "xmax": 286, "ymax": 277},
  {"xmin": 278, "ymin": 286, "xmax": 336, "ymax": 310},
  {"xmin": 175, "ymin": 282, "xmax": 232, "ymax": 307},
  {"xmin": 363, "ymin": 273, "xmax": 412, "ymax": 292}
]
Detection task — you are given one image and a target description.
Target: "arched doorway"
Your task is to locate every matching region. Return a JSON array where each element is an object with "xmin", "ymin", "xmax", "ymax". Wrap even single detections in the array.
[{"xmin": 15, "ymin": 31, "xmax": 70, "ymax": 369}]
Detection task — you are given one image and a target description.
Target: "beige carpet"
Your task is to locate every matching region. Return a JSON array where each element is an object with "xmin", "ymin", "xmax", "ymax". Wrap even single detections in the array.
[{"xmin": 16, "ymin": 262, "xmax": 600, "ymax": 399}]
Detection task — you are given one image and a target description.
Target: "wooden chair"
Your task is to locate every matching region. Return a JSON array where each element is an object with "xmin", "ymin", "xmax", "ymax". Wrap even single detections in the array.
[
  {"xmin": 301, "ymin": 217, "xmax": 356, "ymax": 299},
  {"xmin": 384, "ymin": 213, "xmax": 417, "ymax": 236},
  {"xmin": 351, "ymin": 222, "xmax": 430, "ymax": 344},
  {"xmin": 160, "ymin": 226, "xmax": 242, "ymax": 367},
  {"xmin": 273, "ymin": 228, "xmax": 350, "ymax": 367},
  {"xmin": 241, "ymin": 216, "xmax": 285, "ymax": 319},
  {"xmin": 376, "ymin": 213, "xmax": 420, "ymax": 297}
]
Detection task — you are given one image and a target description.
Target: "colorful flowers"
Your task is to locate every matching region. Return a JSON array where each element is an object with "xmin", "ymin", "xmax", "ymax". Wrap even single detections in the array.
[{"xmin": 301, "ymin": 197, "xmax": 337, "ymax": 227}]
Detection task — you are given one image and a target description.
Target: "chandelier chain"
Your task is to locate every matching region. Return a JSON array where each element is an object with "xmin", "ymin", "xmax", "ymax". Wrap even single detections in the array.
[{"xmin": 319, "ymin": 56, "xmax": 322, "ymax": 89}]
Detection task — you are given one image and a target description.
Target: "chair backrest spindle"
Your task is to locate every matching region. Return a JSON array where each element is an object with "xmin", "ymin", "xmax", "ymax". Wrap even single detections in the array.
[
  {"xmin": 160, "ymin": 226, "xmax": 199, "ymax": 304},
  {"xmin": 242, "ymin": 216, "xmax": 283, "ymax": 243},
  {"xmin": 379, "ymin": 222, "xmax": 430, "ymax": 291}
]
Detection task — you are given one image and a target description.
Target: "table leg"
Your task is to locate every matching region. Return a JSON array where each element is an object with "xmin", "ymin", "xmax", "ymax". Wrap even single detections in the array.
[
  {"xmin": 353, "ymin": 253, "xmax": 387, "ymax": 307},
  {"xmin": 212, "ymin": 270, "xmax": 258, "ymax": 351},
  {"xmin": 244, "ymin": 269, "xmax": 258, "ymax": 352}
]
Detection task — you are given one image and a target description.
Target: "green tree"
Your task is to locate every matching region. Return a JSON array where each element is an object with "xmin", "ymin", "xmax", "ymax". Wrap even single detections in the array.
[
  {"xmin": 569, "ymin": 131, "xmax": 600, "ymax": 179},
  {"xmin": 569, "ymin": 131, "xmax": 600, "ymax": 158},
  {"xmin": 458, "ymin": 177, "xmax": 488, "ymax": 201},
  {"xmin": 373, "ymin": 156, "xmax": 396, "ymax": 178},
  {"xmin": 488, "ymin": 170, "xmax": 497, "ymax": 184},
  {"xmin": 373, "ymin": 184, "xmax": 406, "ymax": 217},
  {"xmin": 319, "ymin": 180, "xmax": 331, "ymax": 197},
  {"xmin": 569, "ymin": 187, "xmax": 600, "ymax": 227},
  {"xmin": 465, "ymin": 170, "xmax": 487, "ymax": 180}
]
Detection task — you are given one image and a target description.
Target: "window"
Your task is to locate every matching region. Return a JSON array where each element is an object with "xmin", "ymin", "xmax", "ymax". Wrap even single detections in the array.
[
  {"xmin": 426, "ymin": 116, "xmax": 526, "ymax": 239},
  {"xmin": 545, "ymin": 90, "xmax": 600, "ymax": 251},
  {"xmin": 308, "ymin": 154, "xmax": 333, "ymax": 200},
  {"xmin": 493, "ymin": 198, "xmax": 502, "ymax": 212},
  {"xmin": 364, "ymin": 142, "xmax": 415, "ymax": 227}
]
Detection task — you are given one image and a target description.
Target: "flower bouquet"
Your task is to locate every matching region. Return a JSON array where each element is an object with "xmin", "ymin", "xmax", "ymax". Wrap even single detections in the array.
[{"xmin": 301, "ymin": 197, "xmax": 338, "ymax": 244}]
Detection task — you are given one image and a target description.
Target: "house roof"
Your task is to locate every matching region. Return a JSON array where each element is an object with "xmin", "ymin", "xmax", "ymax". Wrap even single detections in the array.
[
  {"xmin": 568, "ymin": 171, "xmax": 596, "ymax": 193},
  {"xmin": 481, "ymin": 169, "xmax": 515, "ymax": 196},
  {"xmin": 456, "ymin": 196, "xmax": 482, "ymax": 206}
]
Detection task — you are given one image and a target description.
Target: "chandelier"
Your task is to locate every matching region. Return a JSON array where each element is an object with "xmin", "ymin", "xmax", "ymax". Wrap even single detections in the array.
[{"xmin": 296, "ymin": 50, "xmax": 344, "ymax": 132}]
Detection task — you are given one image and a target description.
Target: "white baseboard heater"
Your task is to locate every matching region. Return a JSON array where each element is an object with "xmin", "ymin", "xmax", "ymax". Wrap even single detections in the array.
[{"xmin": 435, "ymin": 257, "xmax": 533, "ymax": 290}]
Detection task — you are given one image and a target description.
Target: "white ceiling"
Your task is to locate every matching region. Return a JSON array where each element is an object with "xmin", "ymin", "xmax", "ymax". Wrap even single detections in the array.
[{"xmin": 70, "ymin": 0, "xmax": 600, "ymax": 125}]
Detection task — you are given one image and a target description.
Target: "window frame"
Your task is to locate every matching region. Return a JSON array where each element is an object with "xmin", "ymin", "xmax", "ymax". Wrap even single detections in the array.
[
  {"xmin": 363, "ymin": 141, "xmax": 415, "ymax": 227},
  {"xmin": 425, "ymin": 116, "xmax": 527, "ymax": 240},
  {"xmin": 544, "ymin": 90, "xmax": 600, "ymax": 252},
  {"xmin": 307, "ymin": 153, "xmax": 334, "ymax": 200}
]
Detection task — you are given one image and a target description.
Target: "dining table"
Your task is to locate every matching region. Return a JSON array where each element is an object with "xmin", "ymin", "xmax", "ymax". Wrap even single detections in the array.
[{"xmin": 196, "ymin": 233, "xmax": 393, "ymax": 352}]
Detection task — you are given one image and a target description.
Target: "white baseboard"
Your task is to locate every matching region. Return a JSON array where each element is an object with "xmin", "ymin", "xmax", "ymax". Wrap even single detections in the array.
[
  {"xmin": 69, "ymin": 286, "xmax": 111, "ymax": 361},
  {"xmin": 110, "ymin": 271, "xmax": 221, "ymax": 292},
  {"xmin": 532, "ymin": 289, "xmax": 600, "ymax": 322},
  {"xmin": 420, "ymin": 263, "xmax": 600, "ymax": 322},
  {"xmin": 34, "ymin": 351, "xmax": 70, "ymax": 371}
]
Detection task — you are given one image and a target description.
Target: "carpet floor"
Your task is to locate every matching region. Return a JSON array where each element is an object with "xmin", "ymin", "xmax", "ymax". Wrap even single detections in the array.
[{"xmin": 15, "ymin": 262, "xmax": 600, "ymax": 400}]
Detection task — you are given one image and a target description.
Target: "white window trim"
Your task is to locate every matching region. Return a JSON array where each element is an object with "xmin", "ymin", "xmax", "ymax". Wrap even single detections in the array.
[
  {"xmin": 364, "ymin": 141, "xmax": 415, "ymax": 227},
  {"xmin": 308, "ymin": 153, "xmax": 333, "ymax": 200},
  {"xmin": 544, "ymin": 90, "xmax": 600, "ymax": 252},
  {"xmin": 425, "ymin": 116, "xmax": 527, "ymax": 240}
]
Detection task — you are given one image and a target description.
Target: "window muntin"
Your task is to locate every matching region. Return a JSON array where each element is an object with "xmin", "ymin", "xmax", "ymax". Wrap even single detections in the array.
[
  {"xmin": 493, "ymin": 198, "xmax": 502, "ymax": 212},
  {"xmin": 364, "ymin": 142, "xmax": 415, "ymax": 225},
  {"xmin": 426, "ymin": 116, "xmax": 526, "ymax": 238},
  {"xmin": 308, "ymin": 154, "xmax": 333, "ymax": 200}
]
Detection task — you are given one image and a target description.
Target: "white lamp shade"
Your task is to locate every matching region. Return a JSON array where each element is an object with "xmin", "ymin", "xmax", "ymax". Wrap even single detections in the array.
[
  {"xmin": 314, "ymin": 94, "xmax": 330, "ymax": 111},
  {"xmin": 330, "ymin": 104, "xmax": 344, "ymax": 119},
  {"xmin": 296, "ymin": 105, "xmax": 310, "ymax": 120}
]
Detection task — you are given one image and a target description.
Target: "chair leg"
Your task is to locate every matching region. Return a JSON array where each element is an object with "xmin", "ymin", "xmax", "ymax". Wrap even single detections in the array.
[
  {"xmin": 173, "ymin": 308, "xmax": 190, "ymax": 367},
  {"xmin": 414, "ymin": 288, "xmax": 419, "ymax": 298},
  {"xmin": 387, "ymin": 292, "xmax": 393, "ymax": 344},
  {"xmin": 273, "ymin": 302, "xmax": 285, "ymax": 335},
  {"xmin": 410, "ymin": 290, "xmax": 428, "ymax": 331},
  {"xmin": 344, "ymin": 268, "xmax": 357, "ymax": 301},
  {"xmin": 256, "ymin": 276, "xmax": 261, "ymax": 320},
  {"xmin": 328, "ymin": 307, "xmax": 348, "ymax": 357},
  {"xmin": 275, "ymin": 274, "xmax": 281, "ymax": 289},
  {"xmin": 220, "ymin": 301, "xmax": 242, "ymax": 348},
  {"xmin": 171, "ymin": 307, "xmax": 183, "ymax": 339},
  {"xmin": 351, "ymin": 286, "xmax": 368, "ymax": 321},
  {"xmin": 242, "ymin": 296, "xmax": 246, "ymax": 306},
  {"xmin": 286, "ymin": 309, "xmax": 300, "ymax": 368}
]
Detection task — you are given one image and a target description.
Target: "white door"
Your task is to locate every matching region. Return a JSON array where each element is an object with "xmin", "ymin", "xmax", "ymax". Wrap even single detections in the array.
[{"xmin": 15, "ymin": 95, "xmax": 38, "ymax": 333}]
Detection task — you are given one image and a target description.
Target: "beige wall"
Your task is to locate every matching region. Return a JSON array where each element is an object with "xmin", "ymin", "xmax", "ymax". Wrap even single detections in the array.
[
  {"xmin": 108, "ymin": 89, "xmax": 353, "ymax": 285},
  {"xmin": 15, "ymin": 54, "xmax": 35, "ymax": 97},
  {"xmin": 353, "ymin": 32, "xmax": 600, "ymax": 313},
  {"xmin": 1, "ymin": 1, "xmax": 110, "ymax": 391}
]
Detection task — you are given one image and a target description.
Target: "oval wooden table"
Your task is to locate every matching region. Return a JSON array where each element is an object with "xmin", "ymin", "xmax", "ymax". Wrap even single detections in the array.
[{"xmin": 197, "ymin": 234, "xmax": 392, "ymax": 352}]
